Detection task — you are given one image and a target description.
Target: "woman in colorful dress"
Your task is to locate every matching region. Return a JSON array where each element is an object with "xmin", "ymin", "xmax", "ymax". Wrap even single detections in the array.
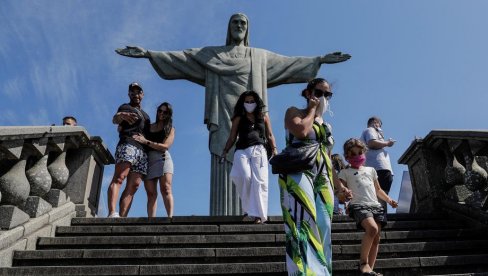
[
  {"xmin": 279, "ymin": 78, "xmax": 352, "ymax": 275},
  {"xmin": 133, "ymin": 102, "xmax": 175, "ymax": 218}
]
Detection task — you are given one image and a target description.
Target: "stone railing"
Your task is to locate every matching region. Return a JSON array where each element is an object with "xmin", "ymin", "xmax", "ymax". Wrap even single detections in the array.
[
  {"xmin": 0, "ymin": 126, "xmax": 114, "ymax": 228},
  {"xmin": 0, "ymin": 126, "xmax": 113, "ymax": 266},
  {"xmin": 399, "ymin": 130, "xmax": 488, "ymax": 224}
]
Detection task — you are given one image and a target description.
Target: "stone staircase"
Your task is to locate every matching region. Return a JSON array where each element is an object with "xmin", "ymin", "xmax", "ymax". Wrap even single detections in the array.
[{"xmin": 1, "ymin": 213, "xmax": 488, "ymax": 275}]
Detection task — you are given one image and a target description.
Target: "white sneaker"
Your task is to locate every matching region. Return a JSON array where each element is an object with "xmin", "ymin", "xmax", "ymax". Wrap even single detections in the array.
[{"xmin": 108, "ymin": 212, "xmax": 120, "ymax": 218}]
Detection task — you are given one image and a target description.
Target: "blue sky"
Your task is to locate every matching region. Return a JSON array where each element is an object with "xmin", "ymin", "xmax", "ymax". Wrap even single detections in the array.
[{"xmin": 2, "ymin": 1, "xmax": 488, "ymax": 217}]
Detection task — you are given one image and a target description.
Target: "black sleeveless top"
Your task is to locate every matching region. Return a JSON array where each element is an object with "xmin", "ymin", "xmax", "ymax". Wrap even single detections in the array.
[
  {"xmin": 146, "ymin": 128, "xmax": 167, "ymax": 143},
  {"xmin": 235, "ymin": 115, "xmax": 265, "ymax": 150}
]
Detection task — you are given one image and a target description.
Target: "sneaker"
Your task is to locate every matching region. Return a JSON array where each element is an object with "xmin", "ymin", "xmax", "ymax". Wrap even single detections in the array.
[{"xmin": 108, "ymin": 212, "xmax": 120, "ymax": 218}]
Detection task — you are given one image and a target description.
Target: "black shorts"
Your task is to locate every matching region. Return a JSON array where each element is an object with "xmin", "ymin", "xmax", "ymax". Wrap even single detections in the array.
[{"xmin": 349, "ymin": 204, "xmax": 387, "ymax": 230}]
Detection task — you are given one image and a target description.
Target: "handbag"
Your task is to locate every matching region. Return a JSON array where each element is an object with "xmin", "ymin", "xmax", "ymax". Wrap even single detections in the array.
[{"xmin": 269, "ymin": 142, "xmax": 320, "ymax": 174}]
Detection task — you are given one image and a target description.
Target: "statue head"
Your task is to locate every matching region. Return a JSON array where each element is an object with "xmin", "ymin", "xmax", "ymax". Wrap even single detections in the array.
[{"xmin": 226, "ymin": 13, "xmax": 249, "ymax": 46}]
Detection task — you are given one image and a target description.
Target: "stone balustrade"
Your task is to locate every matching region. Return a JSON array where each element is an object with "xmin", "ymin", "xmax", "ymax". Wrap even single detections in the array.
[
  {"xmin": 0, "ymin": 126, "xmax": 114, "ymax": 230},
  {"xmin": 399, "ymin": 130, "xmax": 488, "ymax": 221}
]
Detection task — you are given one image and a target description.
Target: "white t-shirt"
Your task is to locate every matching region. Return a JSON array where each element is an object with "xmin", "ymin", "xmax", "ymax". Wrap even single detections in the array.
[
  {"xmin": 360, "ymin": 127, "xmax": 393, "ymax": 173},
  {"xmin": 338, "ymin": 166, "xmax": 381, "ymax": 207}
]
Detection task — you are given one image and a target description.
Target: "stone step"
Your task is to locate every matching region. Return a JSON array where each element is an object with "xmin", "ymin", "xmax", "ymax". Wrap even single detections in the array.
[
  {"xmin": 69, "ymin": 213, "xmax": 448, "ymax": 226},
  {"xmin": 0, "ymin": 262, "xmax": 287, "ymax": 275},
  {"xmin": 56, "ymin": 219, "xmax": 465, "ymax": 237},
  {"xmin": 37, "ymin": 234, "xmax": 284, "ymax": 249},
  {"xmin": 332, "ymin": 228, "xmax": 488, "ymax": 244},
  {"xmin": 3, "ymin": 254, "xmax": 488, "ymax": 275},
  {"xmin": 13, "ymin": 247, "xmax": 286, "ymax": 266},
  {"xmin": 14, "ymin": 240, "xmax": 488, "ymax": 266},
  {"xmin": 334, "ymin": 240, "xmax": 488, "ymax": 259},
  {"xmin": 41, "ymin": 227, "xmax": 488, "ymax": 250},
  {"xmin": 55, "ymin": 224, "xmax": 284, "ymax": 236},
  {"xmin": 333, "ymin": 254, "xmax": 488, "ymax": 275}
]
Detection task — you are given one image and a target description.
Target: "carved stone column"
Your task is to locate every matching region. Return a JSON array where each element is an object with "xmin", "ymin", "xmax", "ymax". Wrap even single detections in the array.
[{"xmin": 0, "ymin": 159, "xmax": 31, "ymax": 229}]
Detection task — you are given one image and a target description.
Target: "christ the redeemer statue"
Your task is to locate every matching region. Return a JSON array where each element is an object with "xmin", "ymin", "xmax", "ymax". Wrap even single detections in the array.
[{"xmin": 116, "ymin": 13, "xmax": 351, "ymax": 216}]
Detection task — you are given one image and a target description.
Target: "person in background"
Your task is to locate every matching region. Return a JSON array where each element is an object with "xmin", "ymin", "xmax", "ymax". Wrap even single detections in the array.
[
  {"xmin": 338, "ymin": 138, "xmax": 398, "ymax": 275},
  {"xmin": 62, "ymin": 116, "xmax": 77, "ymax": 126},
  {"xmin": 360, "ymin": 116, "xmax": 395, "ymax": 214},
  {"xmin": 107, "ymin": 82, "xmax": 150, "ymax": 218},
  {"xmin": 222, "ymin": 91, "xmax": 277, "ymax": 224},
  {"xmin": 133, "ymin": 102, "xmax": 175, "ymax": 218},
  {"xmin": 331, "ymin": 153, "xmax": 348, "ymax": 215},
  {"xmin": 279, "ymin": 78, "xmax": 352, "ymax": 275}
]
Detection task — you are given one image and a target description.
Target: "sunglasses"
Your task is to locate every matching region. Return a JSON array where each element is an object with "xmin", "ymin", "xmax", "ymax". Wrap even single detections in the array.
[
  {"xmin": 313, "ymin": 89, "xmax": 333, "ymax": 99},
  {"xmin": 158, "ymin": 109, "xmax": 170, "ymax": 115}
]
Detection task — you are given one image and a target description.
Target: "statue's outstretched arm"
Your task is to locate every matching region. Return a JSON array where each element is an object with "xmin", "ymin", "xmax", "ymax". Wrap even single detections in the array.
[
  {"xmin": 115, "ymin": 46, "xmax": 149, "ymax": 58},
  {"xmin": 320, "ymin": 52, "xmax": 351, "ymax": 64}
]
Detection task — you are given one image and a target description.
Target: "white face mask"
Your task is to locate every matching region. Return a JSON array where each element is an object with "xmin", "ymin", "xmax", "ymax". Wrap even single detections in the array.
[
  {"xmin": 315, "ymin": 97, "xmax": 328, "ymax": 116},
  {"xmin": 244, "ymin": 102, "xmax": 257, "ymax": 113}
]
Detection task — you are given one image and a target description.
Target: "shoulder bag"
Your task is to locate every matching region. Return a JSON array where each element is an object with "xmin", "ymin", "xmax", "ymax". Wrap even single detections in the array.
[{"xmin": 269, "ymin": 142, "xmax": 320, "ymax": 174}]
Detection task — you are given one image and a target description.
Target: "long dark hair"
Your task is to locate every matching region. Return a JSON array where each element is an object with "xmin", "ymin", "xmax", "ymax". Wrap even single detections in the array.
[
  {"xmin": 232, "ymin": 91, "xmax": 264, "ymax": 122},
  {"xmin": 156, "ymin": 102, "xmax": 173, "ymax": 140}
]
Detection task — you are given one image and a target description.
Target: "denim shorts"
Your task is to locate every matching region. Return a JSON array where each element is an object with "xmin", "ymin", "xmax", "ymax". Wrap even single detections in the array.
[
  {"xmin": 349, "ymin": 204, "xmax": 387, "ymax": 230},
  {"xmin": 115, "ymin": 143, "xmax": 147, "ymax": 175}
]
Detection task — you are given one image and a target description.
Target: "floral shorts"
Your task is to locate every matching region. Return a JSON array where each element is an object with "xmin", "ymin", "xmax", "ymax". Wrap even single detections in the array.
[{"xmin": 115, "ymin": 143, "xmax": 147, "ymax": 175}]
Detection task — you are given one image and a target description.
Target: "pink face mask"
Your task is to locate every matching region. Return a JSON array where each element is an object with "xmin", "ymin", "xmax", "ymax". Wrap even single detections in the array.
[{"xmin": 348, "ymin": 154, "xmax": 366, "ymax": 168}]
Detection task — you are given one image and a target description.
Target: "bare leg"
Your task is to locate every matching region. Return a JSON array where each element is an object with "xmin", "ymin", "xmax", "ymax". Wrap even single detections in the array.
[
  {"xmin": 160, "ymin": 173, "xmax": 174, "ymax": 218},
  {"xmin": 359, "ymin": 217, "xmax": 379, "ymax": 273},
  {"xmin": 119, "ymin": 171, "xmax": 143, "ymax": 217},
  {"xmin": 144, "ymin": 178, "xmax": 158, "ymax": 217},
  {"xmin": 107, "ymin": 162, "xmax": 131, "ymax": 216},
  {"xmin": 368, "ymin": 223, "xmax": 382, "ymax": 270}
]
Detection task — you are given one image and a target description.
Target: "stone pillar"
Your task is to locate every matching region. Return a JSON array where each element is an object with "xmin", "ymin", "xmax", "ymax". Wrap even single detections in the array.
[
  {"xmin": 210, "ymin": 154, "xmax": 241, "ymax": 215},
  {"xmin": 63, "ymin": 136, "xmax": 112, "ymax": 217}
]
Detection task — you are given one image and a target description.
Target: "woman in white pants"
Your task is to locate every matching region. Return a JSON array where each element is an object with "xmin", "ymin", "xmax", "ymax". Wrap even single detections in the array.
[{"xmin": 221, "ymin": 91, "xmax": 278, "ymax": 223}]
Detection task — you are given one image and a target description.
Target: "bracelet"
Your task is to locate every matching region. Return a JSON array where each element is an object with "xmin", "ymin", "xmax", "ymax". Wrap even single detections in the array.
[{"xmin": 146, "ymin": 141, "xmax": 150, "ymax": 146}]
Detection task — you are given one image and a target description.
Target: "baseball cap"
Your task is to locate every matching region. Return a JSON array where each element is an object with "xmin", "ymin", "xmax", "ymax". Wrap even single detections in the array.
[{"xmin": 128, "ymin": 82, "xmax": 143, "ymax": 91}]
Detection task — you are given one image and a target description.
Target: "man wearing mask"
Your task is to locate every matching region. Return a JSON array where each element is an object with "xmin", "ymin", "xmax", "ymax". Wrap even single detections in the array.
[{"xmin": 360, "ymin": 116, "xmax": 395, "ymax": 213}]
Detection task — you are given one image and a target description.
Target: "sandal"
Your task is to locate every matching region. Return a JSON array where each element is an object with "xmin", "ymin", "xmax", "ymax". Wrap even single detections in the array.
[
  {"xmin": 359, "ymin": 262, "xmax": 371, "ymax": 275},
  {"xmin": 363, "ymin": 272, "xmax": 382, "ymax": 276}
]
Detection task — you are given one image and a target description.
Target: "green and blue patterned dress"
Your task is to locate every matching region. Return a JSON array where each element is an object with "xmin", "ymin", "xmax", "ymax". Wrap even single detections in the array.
[{"xmin": 279, "ymin": 121, "xmax": 335, "ymax": 276}]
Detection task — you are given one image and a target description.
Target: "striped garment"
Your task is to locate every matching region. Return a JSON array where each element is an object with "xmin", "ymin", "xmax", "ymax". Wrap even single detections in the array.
[{"xmin": 279, "ymin": 121, "xmax": 335, "ymax": 276}]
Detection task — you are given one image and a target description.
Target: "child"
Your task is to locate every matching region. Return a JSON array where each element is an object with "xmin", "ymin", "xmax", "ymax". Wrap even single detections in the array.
[{"xmin": 338, "ymin": 138, "xmax": 398, "ymax": 276}]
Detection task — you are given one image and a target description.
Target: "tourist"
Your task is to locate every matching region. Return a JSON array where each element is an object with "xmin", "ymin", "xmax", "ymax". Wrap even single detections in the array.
[
  {"xmin": 338, "ymin": 138, "xmax": 398, "ymax": 275},
  {"xmin": 360, "ymin": 116, "xmax": 395, "ymax": 214},
  {"xmin": 62, "ymin": 116, "xmax": 77, "ymax": 126},
  {"xmin": 331, "ymin": 153, "xmax": 348, "ymax": 215},
  {"xmin": 133, "ymin": 102, "xmax": 175, "ymax": 218},
  {"xmin": 107, "ymin": 82, "xmax": 150, "ymax": 218},
  {"xmin": 222, "ymin": 91, "xmax": 277, "ymax": 224},
  {"xmin": 279, "ymin": 78, "xmax": 352, "ymax": 275}
]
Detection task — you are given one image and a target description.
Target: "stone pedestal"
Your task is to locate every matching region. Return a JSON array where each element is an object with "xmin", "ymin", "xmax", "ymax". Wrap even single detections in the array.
[
  {"xmin": 21, "ymin": 196, "xmax": 52, "ymax": 218},
  {"xmin": 44, "ymin": 189, "xmax": 69, "ymax": 208},
  {"xmin": 0, "ymin": 205, "xmax": 29, "ymax": 230}
]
